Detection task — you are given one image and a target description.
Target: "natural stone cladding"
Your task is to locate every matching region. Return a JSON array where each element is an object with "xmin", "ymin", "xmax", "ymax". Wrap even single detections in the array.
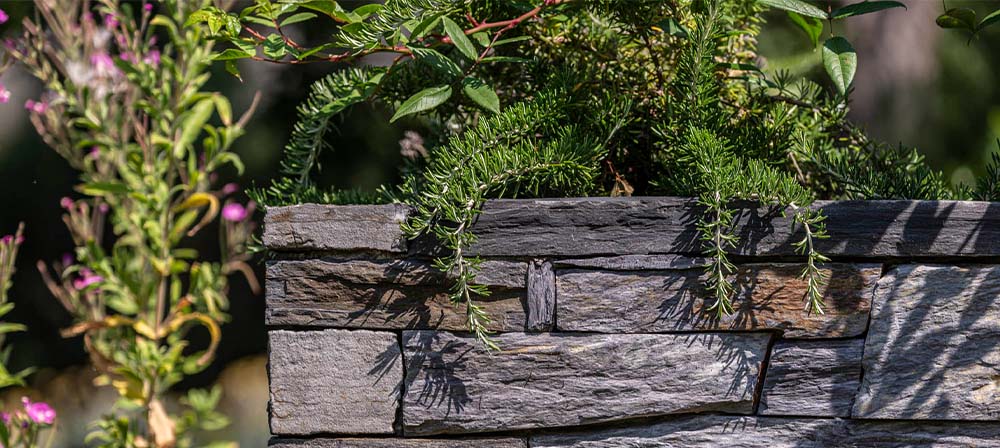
[{"xmin": 265, "ymin": 197, "xmax": 1000, "ymax": 446}]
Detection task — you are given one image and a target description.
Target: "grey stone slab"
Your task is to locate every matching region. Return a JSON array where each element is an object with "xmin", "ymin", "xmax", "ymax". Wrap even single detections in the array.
[
  {"xmin": 269, "ymin": 437, "xmax": 527, "ymax": 447},
  {"xmin": 556, "ymin": 263, "xmax": 879, "ymax": 338},
  {"xmin": 530, "ymin": 415, "xmax": 1000, "ymax": 447},
  {"xmin": 268, "ymin": 330, "xmax": 401, "ymax": 435},
  {"xmin": 759, "ymin": 339, "xmax": 864, "ymax": 417},
  {"xmin": 854, "ymin": 264, "xmax": 1000, "ymax": 420},
  {"xmin": 264, "ymin": 203, "xmax": 410, "ymax": 253},
  {"xmin": 401, "ymin": 331, "xmax": 769, "ymax": 435},
  {"xmin": 266, "ymin": 258, "xmax": 527, "ymax": 331},
  {"xmin": 526, "ymin": 260, "xmax": 555, "ymax": 331}
]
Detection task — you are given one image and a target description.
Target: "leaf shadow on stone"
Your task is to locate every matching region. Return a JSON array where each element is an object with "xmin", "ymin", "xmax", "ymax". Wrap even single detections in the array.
[
  {"xmin": 852, "ymin": 201, "xmax": 1000, "ymax": 423},
  {"xmin": 678, "ymin": 333, "xmax": 766, "ymax": 400},
  {"xmin": 401, "ymin": 331, "xmax": 473, "ymax": 418}
]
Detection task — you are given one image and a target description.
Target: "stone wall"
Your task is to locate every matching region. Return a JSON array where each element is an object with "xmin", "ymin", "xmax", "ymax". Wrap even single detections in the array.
[{"xmin": 263, "ymin": 198, "xmax": 1000, "ymax": 447}]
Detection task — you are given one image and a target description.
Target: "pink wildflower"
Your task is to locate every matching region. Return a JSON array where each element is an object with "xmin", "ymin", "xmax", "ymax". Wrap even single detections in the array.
[
  {"xmin": 72, "ymin": 269, "xmax": 103, "ymax": 290},
  {"xmin": 60, "ymin": 197, "xmax": 73, "ymax": 209},
  {"xmin": 143, "ymin": 3, "xmax": 154, "ymax": 13},
  {"xmin": 91, "ymin": 52, "xmax": 119, "ymax": 78},
  {"xmin": 61, "ymin": 253, "xmax": 73, "ymax": 267},
  {"xmin": 221, "ymin": 203, "xmax": 248, "ymax": 222},
  {"xmin": 1, "ymin": 235, "xmax": 11, "ymax": 244},
  {"xmin": 143, "ymin": 49, "xmax": 161, "ymax": 66},
  {"xmin": 0, "ymin": 9, "xmax": 8, "ymax": 25},
  {"xmin": 103, "ymin": 14, "xmax": 118, "ymax": 29},
  {"xmin": 24, "ymin": 99, "xmax": 47, "ymax": 114},
  {"xmin": 21, "ymin": 397, "xmax": 55, "ymax": 425},
  {"xmin": 222, "ymin": 183, "xmax": 239, "ymax": 195},
  {"xmin": 0, "ymin": 84, "xmax": 9, "ymax": 104}
]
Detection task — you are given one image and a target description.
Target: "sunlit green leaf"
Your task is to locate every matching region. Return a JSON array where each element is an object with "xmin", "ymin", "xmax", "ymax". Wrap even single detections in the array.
[
  {"xmin": 442, "ymin": 17, "xmax": 478, "ymax": 61},
  {"xmin": 390, "ymin": 85, "xmax": 453, "ymax": 122},
  {"xmin": 757, "ymin": 0, "xmax": 827, "ymax": 19},
  {"xmin": 822, "ymin": 36, "xmax": 857, "ymax": 95},
  {"xmin": 830, "ymin": 1, "xmax": 905, "ymax": 20},
  {"xmin": 462, "ymin": 77, "xmax": 500, "ymax": 113},
  {"xmin": 280, "ymin": 12, "xmax": 317, "ymax": 26},
  {"xmin": 978, "ymin": 8, "xmax": 1000, "ymax": 32},
  {"xmin": 936, "ymin": 8, "xmax": 977, "ymax": 32}
]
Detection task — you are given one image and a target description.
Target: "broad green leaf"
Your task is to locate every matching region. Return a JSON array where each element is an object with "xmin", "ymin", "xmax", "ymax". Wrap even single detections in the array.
[
  {"xmin": 493, "ymin": 35, "xmax": 533, "ymax": 46},
  {"xmin": 175, "ymin": 99, "xmax": 216, "ymax": 157},
  {"xmin": 757, "ymin": 0, "xmax": 827, "ymax": 19},
  {"xmin": 787, "ymin": 11, "xmax": 823, "ymax": 47},
  {"xmin": 390, "ymin": 85, "xmax": 453, "ymax": 123},
  {"xmin": 351, "ymin": 4, "xmax": 382, "ymax": 19},
  {"xmin": 472, "ymin": 32, "xmax": 492, "ymax": 47},
  {"xmin": 830, "ymin": 1, "xmax": 905, "ymax": 19},
  {"xmin": 263, "ymin": 34, "xmax": 289, "ymax": 59},
  {"xmin": 409, "ymin": 13, "xmax": 443, "ymax": 39},
  {"xmin": 212, "ymin": 48, "xmax": 254, "ymax": 61},
  {"xmin": 822, "ymin": 37, "xmax": 857, "ymax": 95},
  {"xmin": 654, "ymin": 18, "xmax": 689, "ymax": 38},
  {"xmin": 936, "ymin": 8, "xmax": 977, "ymax": 32},
  {"xmin": 211, "ymin": 95, "xmax": 233, "ymax": 126},
  {"xmin": 462, "ymin": 77, "xmax": 500, "ymax": 113},
  {"xmin": 294, "ymin": 1, "xmax": 348, "ymax": 21},
  {"xmin": 280, "ymin": 12, "xmax": 317, "ymax": 26},
  {"xmin": 411, "ymin": 48, "xmax": 462, "ymax": 78},
  {"xmin": 978, "ymin": 8, "xmax": 1000, "ymax": 32},
  {"xmin": 224, "ymin": 60, "xmax": 242, "ymax": 81},
  {"xmin": 442, "ymin": 17, "xmax": 478, "ymax": 61}
]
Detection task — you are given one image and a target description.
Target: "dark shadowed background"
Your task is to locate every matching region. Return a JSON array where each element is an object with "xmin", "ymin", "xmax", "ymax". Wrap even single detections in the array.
[{"xmin": 0, "ymin": 0, "xmax": 996, "ymax": 446}]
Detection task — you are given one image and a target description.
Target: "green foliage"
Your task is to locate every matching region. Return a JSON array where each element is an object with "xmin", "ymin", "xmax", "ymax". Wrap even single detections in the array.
[
  {"xmin": 204, "ymin": 0, "xmax": 1000, "ymax": 349},
  {"xmin": 12, "ymin": 0, "xmax": 253, "ymax": 445}
]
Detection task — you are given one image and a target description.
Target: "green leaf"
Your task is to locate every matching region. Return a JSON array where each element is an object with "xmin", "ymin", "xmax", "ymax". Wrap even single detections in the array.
[
  {"xmin": 390, "ymin": 85, "xmax": 453, "ymax": 123},
  {"xmin": 79, "ymin": 182, "xmax": 130, "ymax": 196},
  {"xmin": 462, "ymin": 77, "xmax": 500, "ymax": 113},
  {"xmin": 225, "ymin": 60, "xmax": 242, "ymax": 81},
  {"xmin": 822, "ymin": 37, "xmax": 857, "ymax": 95},
  {"xmin": 654, "ymin": 18, "xmax": 688, "ymax": 38},
  {"xmin": 442, "ymin": 17, "xmax": 478, "ymax": 61},
  {"xmin": 479, "ymin": 56, "xmax": 530, "ymax": 64},
  {"xmin": 0, "ymin": 323, "xmax": 26, "ymax": 335},
  {"xmin": 212, "ymin": 48, "xmax": 254, "ymax": 61},
  {"xmin": 280, "ymin": 12, "xmax": 317, "ymax": 26},
  {"xmin": 757, "ymin": 0, "xmax": 827, "ymax": 19},
  {"xmin": 263, "ymin": 34, "xmax": 289, "ymax": 59},
  {"xmin": 295, "ymin": 0, "xmax": 348, "ymax": 21},
  {"xmin": 786, "ymin": 11, "xmax": 823, "ymax": 47},
  {"xmin": 936, "ymin": 8, "xmax": 977, "ymax": 32},
  {"xmin": 175, "ymin": 99, "xmax": 216, "ymax": 158},
  {"xmin": 411, "ymin": 48, "xmax": 462, "ymax": 78},
  {"xmin": 493, "ymin": 35, "xmax": 533, "ymax": 46},
  {"xmin": 830, "ymin": 1, "xmax": 905, "ymax": 19},
  {"xmin": 351, "ymin": 4, "xmax": 382, "ymax": 19},
  {"xmin": 409, "ymin": 13, "xmax": 443, "ymax": 39},
  {"xmin": 978, "ymin": 8, "xmax": 1000, "ymax": 32}
]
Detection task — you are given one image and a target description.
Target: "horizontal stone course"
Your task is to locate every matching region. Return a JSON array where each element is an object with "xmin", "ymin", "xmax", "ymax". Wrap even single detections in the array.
[
  {"xmin": 854, "ymin": 264, "xmax": 1000, "ymax": 421},
  {"xmin": 401, "ymin": 330, "xmax": 770, "ymax": 435},
  {"xmin": 759, "ymin": 339, "xmax": 864, "ymax": 417},
  {"xmin": 266, "ymin": 199, "xmax": 1000, "ymax": 257},
  {"xmin": 530, "ymin": 415, "xmax": 1000, "ymax": 447},
  {"xmin": 556, "ymin": 262, "xmax": 879, "ymax": 338},
  {"xmin": 269, "ymin": 437, "xmax": 527, "ymax": 447},
  {"xmin": 267, "ymin": 258, "xmax": 527, "ymax": 331}
]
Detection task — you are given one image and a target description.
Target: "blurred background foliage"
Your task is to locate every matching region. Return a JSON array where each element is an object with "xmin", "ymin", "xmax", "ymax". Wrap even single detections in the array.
[{"xmin": 0, "ymin": 0, "xmax": 996, "ymax": 446}]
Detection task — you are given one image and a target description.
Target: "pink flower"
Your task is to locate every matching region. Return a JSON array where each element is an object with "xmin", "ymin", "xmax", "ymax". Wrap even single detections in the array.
[
  {"xmin": 91, "ymin": 52, "xmax": 119, "ymax": 78},
  {"xmin": 119, "ymin": 51, "xmax": 134, "ymax": 62},
  {"xmin": 0, "ymin": 84, "xmax": 9, "ymax": 104},
  {"xmin": 61, "ymin": 253, "xmax": 73, "ymax": 267},
  {"xmin": 0, "ymin": 412, "xmax": 8, "ymax": 424},
  {"xmin": 72, "ymin": 269, "xmax": 103, "ymax": 290},
  {"xmin": 21, "ymin": 397, "xmax": 55, "ymax": 425},
  {"xmin": 143, "ymin": 49, "xmax": 161, "ymax": 67},
  {"xmin": 24, "ymin": 99, "xmax": 47, "ymax": 114},
  {"xmin": 1, "ymin": 235, "xmax": 11, "ymax": 244},
  {"xmin": 59, "ymin": 197, "xmax": 74, "ymax": 209},
  {"xmin": 222, "ymin": 183, "xmax": 239, "ymax": 195},
  {"xmin": 221, "ymin": 203, "xmax": 248, "ymax": 222},
  {"xmin": 103, "ymin": 14, "xmax": 119, "ymax": 29},
  {"xmin": 143, "ymin": 3, "xmax": 153, "ymax": 13},
  {"xmin": 98, "ymin": 203, "xmax": 109, "ymax": 214},
  {"xmin": 0, "ymin": 9, "xmax": 8, "ymax": 25}
]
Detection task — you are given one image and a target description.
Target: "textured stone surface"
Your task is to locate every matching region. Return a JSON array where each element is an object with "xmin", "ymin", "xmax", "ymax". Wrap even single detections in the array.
[
  {"xmin": 267, "ymin": 258, "xmax": 527, "ymax": 331},
  {"xmin": 557, "ymin": 263, "xmax": 879, "ymax": 338},
  {"xmin": 401, "ymin": 331, "xmax": 769, "ymax": 435},
  {"xmin": 264, "ymin": 204, "xmax": 410, "ymax": 252},
  {"xmin": 526, "ymin": 260, "xmax": 555, "ymax": 331},
  {"xmin": 759, "ymin": 339, "xmax": 864, "ymax": 417},
  {"xmin": 269, "ymin": 438, "xmax": 526, "ymax": 447},
  {"xmin": 854, "ymin": 264, "xmax": 1000, "ymax": 420},
  {"xmin": 554, "ymin": 254, "xmax": 706, "ymax": 270},
  {"xmin": 531, "ymin": 415, "xmax": 1000, "ymax": 447},
  {"xmin": 268, "ymin": 330, "xmax": 401, "ymax": 435},
  {"xmin": 459, "ymin": 198, "xmax": 1000, "ymax": 257}
]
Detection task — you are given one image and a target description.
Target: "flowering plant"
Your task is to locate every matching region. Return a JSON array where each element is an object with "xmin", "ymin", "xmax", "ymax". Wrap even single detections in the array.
[
  {"xmin": 0, "ymin": 397, "xmax": 57, "ymax": 448},
  {"xmin": 6, "ymin": 0, "xmax": 255, "ymax": 446}
]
